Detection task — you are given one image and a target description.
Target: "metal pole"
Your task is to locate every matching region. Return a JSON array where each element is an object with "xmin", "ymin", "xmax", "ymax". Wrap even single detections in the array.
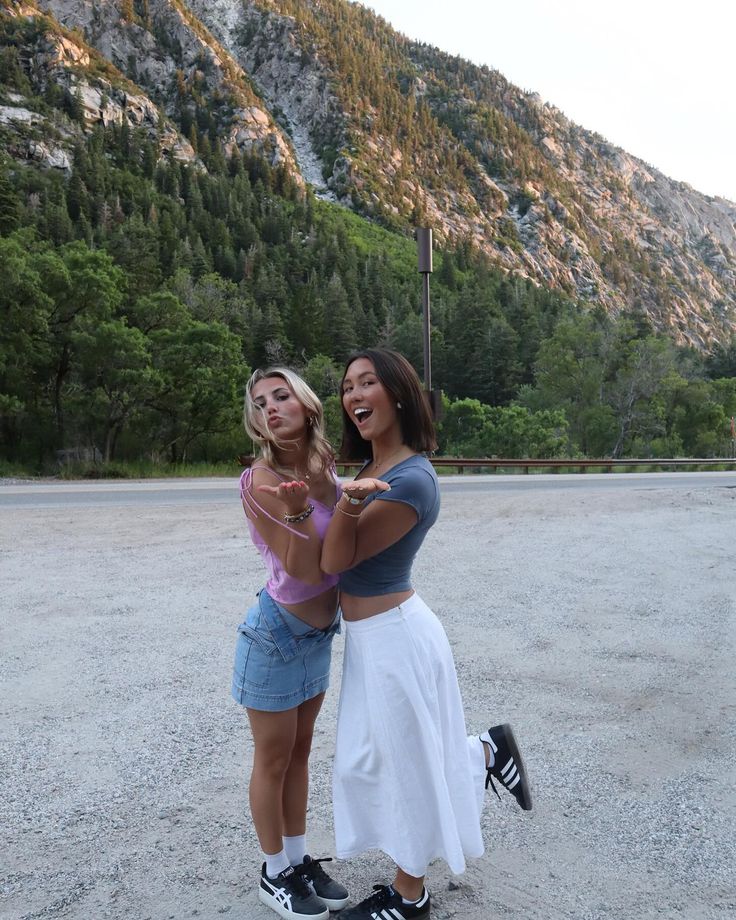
[
  {"xmin": 416, "ymin": 227, "xmax": 433, "ymax": 389},
  {"xmin": 422, "ymin": 272, "xmax": 431, "ymax": 391}
]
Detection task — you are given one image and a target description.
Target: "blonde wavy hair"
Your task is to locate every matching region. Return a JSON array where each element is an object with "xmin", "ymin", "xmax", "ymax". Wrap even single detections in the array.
[{"xmin": 243, "ymin": 367, "xmax": 334, "ymax": 477}]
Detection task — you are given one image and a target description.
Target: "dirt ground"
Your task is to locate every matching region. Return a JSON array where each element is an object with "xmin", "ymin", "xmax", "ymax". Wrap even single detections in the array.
[{"xmin": 1, "ymin": 480, "xmax": 734, "ymax": 920}]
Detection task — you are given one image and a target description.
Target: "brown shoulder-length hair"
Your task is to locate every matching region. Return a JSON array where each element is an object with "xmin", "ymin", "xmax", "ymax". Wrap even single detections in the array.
[{"xmin": 339, "ymin": 348, "xmax": 437, "ymax": 461}]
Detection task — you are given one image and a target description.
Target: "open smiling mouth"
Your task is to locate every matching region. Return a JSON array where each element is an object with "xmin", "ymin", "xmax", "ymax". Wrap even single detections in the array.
[{"xmin": 353, "ymin": 407, "xmax": 373, "ymax": 425}]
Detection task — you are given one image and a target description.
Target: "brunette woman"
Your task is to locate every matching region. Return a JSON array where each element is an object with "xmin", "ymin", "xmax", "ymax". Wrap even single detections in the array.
[
  {"xmin": 321, "ymin": 349, "xmax": 531, "ymax": 920},
  {"xmin": 233, "ymin": 367, "xmax": 348, "ymax": 920}
]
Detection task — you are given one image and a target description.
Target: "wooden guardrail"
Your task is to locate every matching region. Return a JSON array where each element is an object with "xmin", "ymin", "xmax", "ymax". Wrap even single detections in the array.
[
  {"xmin": 239, "ymin": 455, "xmax": 736, "ymax": 474},
  {"xmin": 416, "ymin": 457, "xmax": 736, "ymax": 474}
]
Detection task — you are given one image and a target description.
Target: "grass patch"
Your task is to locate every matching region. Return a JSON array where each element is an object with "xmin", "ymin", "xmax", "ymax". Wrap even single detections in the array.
[
  {"xmin": 0, "ymin": 460, "xmax": 43, "ymax": 479},
  {"xmin": 55, "ymin": 460, "xmax": 244, "ymax": 480}
]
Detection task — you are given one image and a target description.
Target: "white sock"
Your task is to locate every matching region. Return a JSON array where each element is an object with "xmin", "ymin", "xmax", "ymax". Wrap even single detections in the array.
[
  {"xmin": 283, "ymin": 833, "xmax": 307, "ymax": 867},
  {"xmin": 402, "ymin": 888, "xmax": 425, "ymax": 905},
  {"xmin": 265, "ymin": 849, "xmax": 290, "ymax": 878},
  {"xmin": 479, "ymin": 729, "xmax": 496, "ymax": 768}
]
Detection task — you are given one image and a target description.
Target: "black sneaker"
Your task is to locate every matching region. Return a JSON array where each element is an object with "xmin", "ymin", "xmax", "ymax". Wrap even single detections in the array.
[
  {"xmin": 339, "ymin": 884, "xmax": 430, "ymax": 920},
  {"xmin": 480, "ymin": 723, "xmax": 532, "ymax": 811},
  {"xmin": 259, "ymin": 863, "xmax": 329, "ymax": 920},
  {"xmin": 295, "ymin": 855, "xmax": 349, "ymax": 911}
]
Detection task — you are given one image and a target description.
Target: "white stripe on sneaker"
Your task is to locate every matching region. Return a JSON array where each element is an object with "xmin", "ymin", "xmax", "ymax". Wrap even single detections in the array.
[
  {"xmin": 503, "ymin": 765, "xmax": 518, "ymax": 785},
  {"xmin": 263, "ymin": 877, "xmax": 293, "ymax": 909},
  {"xmin": 501, "ymin": 757, "xmax": 515, "ymax": 777},
  {"xmin": 507, "ymin": 774, "xmax": 521, "ymax": 790},
  {"xmin": 276, "ymin": 889, "xmax": 292, "ymax": 909}
]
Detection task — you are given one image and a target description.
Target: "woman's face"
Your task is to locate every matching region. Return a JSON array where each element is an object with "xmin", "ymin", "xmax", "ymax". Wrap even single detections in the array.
[
  {"xmin": 251, "ymin": 376, "xmax": 309, "ymax": 440},
  {"xmin": 342, "ymin": 358, "xmax": 400, "ymax": 442}
]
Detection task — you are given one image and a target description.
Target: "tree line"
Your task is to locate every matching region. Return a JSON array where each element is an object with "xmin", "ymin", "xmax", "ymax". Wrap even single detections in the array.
[{"xmin": 1, "ymin": 85, "xmax": 735, "ymax": 470}]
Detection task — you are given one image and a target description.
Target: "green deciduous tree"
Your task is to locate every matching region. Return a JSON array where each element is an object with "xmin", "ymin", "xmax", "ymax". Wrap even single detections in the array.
[
  {"xmin": 480, "ymin": 405, "xmax": 568, "ymax": 459},
  {"xmin": 303, "ymin": 354, "xmax": 341, "ymax": 399},
  {"xmin": 71, "ymin": 318, "xmax": 155, "ymax": 460},
  {"xmin": 40, "ymin": 241, "xmax": 126, "ymax": 445},
  {"xmin": 148, "ymin": 321, "xmax": 247, "ymax": 462},
  {"xmin": 0, "ymin": 234, "xmax": 53, "ymax": 456}
]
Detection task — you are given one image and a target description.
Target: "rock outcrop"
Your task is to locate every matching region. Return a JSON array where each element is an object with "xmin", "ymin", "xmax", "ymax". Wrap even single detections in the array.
[
  {"xmin": 32, "ymin": 0, "xmax": 301, "ymax": 175},
  {"xmin": 2, "ymin": 0, "xmax": 197, "ymax": 167},
  {"xmin": 187, "ymin": 0, "xmax": 339, "ymax": 197}
]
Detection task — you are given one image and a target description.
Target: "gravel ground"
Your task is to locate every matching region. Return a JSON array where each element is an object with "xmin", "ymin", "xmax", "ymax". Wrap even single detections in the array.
[{"xmin": 1, "ymin": 483, "xmax": 734, "ymax": 920}]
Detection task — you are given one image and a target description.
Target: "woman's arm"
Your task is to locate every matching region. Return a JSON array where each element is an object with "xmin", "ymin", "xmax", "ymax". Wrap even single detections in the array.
[
  {"xmin": 244, "ymin": 467, "xmax": 324, "ymax": 585},
  {"xmin": 321, "ymin": 479, "xmax": 416, "ymax": 575}
]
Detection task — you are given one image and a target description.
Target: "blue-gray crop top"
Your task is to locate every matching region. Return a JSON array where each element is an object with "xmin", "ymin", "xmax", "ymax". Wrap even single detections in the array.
[{"xmin": 339, "ymin": 454, "xmax": 440, "ymax": 597}]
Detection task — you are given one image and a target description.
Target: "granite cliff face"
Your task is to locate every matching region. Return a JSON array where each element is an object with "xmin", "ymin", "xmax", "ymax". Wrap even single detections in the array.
[
  {"xmin": 3, "ymin": 0, "xmax": 735, "ymax": 348},
  {"xmin": 492, "ymin": 92, "xmax": 736, "ymax": 347},
  {"xmin": 26, "ymin": 0, "xmax": 301, "ymax": 172},
  {"xmin": 1, "ymin": 0, "xmax": 199, "ymax": 169}
]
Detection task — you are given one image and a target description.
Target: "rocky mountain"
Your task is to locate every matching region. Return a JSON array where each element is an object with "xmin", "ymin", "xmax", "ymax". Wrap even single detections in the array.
[
  {"xmin": 3, "ymin": 0, "xmax": 736, "ymax": 348},
  {"xmin": 1, "ymin": 1, "xmax": 197, "ymax": 168},
  {"xmin": 1, "ymin": 0, "xmax": 302, "ymax": 169}
]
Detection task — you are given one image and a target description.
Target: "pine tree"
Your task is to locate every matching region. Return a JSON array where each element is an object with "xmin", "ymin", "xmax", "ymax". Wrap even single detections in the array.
[
  {"xmin": 191, "ymin": 235, "xmax": 212, "ymax": 280},
  {"xmin": 66, "ymin": 173, "xmax": 88, "ymax": 222},
  {"xmin": 0, "ymin": 164, "xmax": 20, "ymax": 236},
  {"xmin": 323, "ymin": 272, "xmax": 357, "ymax": 362}
]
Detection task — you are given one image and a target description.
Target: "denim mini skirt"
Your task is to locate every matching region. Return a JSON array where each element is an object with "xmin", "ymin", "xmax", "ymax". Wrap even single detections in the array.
[{"xmin": 232, "ymin": 589, "xmax": 340, "ymax": 712}]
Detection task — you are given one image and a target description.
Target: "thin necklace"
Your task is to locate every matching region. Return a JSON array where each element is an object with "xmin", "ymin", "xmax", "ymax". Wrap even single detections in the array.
[
  {"xmin": 279, "ymin": 455, "xmax": 311, "ymax": 481},
  {"xmin": 294, "ymin": 464, "xmax": 311, "ymax": 481},
  {"xmin": 370, "ymin": 446, "xmax": 406, "ymax": 475}
]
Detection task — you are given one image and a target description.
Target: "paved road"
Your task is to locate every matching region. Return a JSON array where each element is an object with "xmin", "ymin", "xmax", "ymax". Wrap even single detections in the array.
[{"xmin": 1, "ymin": 471, "xmax": 736, "ymax": 508}]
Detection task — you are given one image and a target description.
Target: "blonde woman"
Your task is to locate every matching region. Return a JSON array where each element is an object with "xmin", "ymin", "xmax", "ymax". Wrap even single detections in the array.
[{"xmin": 233, "ymin": 367, "xmax": 348, "ymax": 920}]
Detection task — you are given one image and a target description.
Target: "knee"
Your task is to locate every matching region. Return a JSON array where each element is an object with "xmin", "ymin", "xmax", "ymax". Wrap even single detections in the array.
[
  {"xmin": 253, "ymin": 745, "xmax": 294, "ymax": 779},
  {"xmin": 290, "ymin": 731, "xmax": 314, "ymax": 767}
]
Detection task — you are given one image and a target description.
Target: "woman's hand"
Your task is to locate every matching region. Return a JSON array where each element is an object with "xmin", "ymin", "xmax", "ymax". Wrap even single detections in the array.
[
  {"xmin": 258, "ymin": 480, "xmax": 310, "ymax": 515},
  {"xmin": 342, "ymin": 478, "xmax": 391, "ymax": 502}
]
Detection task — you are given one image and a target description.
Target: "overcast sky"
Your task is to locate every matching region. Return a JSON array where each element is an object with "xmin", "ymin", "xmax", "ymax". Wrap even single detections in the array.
[{"xmin": 357, "ymin": 0, "xmax": 736, "ymax": 203}]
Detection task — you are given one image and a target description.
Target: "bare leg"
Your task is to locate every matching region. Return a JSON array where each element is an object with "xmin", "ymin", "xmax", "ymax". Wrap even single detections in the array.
[
  {"xmin": 246, "ymin": 706, "xmax": 298, "ymax": 854},
  {"xmin": 392, "ymin": 867, "xmax": 425, "ymax": 902},
  {"xmin": 282, "ymin": 692, "xmax": 325, "ymax": 837}
]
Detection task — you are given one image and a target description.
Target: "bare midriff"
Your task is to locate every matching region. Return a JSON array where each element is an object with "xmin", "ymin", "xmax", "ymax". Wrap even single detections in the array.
[
  {"xmin": 340, "ymin": 588, "xmax": 415, "ymax": 621},
  {"xmin": 281, "ymin": 585, "xmax": 339, "ymax": 629}
]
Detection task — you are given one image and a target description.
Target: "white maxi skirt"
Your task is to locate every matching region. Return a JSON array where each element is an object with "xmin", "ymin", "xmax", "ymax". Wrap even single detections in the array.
[{"xmin": 332, "ymin": 593, "xmax": 487, "ymax": 878}]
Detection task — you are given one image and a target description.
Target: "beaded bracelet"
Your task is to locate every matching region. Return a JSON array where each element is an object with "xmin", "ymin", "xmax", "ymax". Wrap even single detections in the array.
[{"xmin": 283, "ymin": 503, "xmax": 314, "ymax": 524}]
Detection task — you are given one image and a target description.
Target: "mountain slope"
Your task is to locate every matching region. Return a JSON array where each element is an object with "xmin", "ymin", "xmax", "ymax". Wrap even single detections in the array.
[
  {"xmin": 9, "ymin": 0, "xmax": 736, "ymax": 348},
  {"xmin": 187, "ymin": 0, "xmax": 736, "ymax": 348}
]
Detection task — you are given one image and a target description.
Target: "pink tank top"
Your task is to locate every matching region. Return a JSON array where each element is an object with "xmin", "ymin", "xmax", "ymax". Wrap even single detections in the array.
[{"xmin": 239, "ymin": 465, "xmax": 340, "ymax": 605}]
